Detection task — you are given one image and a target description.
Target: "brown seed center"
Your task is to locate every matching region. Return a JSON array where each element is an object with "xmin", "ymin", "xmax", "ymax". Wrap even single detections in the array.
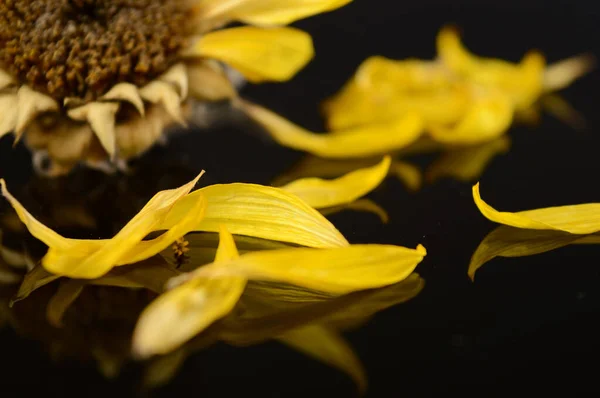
[{"xmin": 0, "ymin": 0, "xmax": 190, "ymax": 102}]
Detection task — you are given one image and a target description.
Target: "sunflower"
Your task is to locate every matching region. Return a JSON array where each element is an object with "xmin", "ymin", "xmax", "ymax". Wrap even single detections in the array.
[{"xmin": 0, "ymin": 0, "xmax": 351, "ymax": 176}]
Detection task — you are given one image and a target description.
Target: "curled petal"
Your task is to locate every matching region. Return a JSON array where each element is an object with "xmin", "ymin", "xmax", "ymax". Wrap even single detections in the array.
[
  {"xmin": 473, "ymin": 183, "xmax": 600, "ymax": 234},
  {"xmin": 68, "ymin": 102, "xmax": 120, "ymax": 159},
  {"xmin": 132, "ymin": 226, "xmax": 246, "ymax": 358},
  {"xmin": 240, "ymin": 100, "xmax": 424, "ymax": 158},
  {"xmin": 195, "ymin": 0, "xmax": 352, "ymax": 26},
  {"xmin": 186, "ymin": 60, "xmax": 237, "ymax": 101},
  {"xmin": 0, "ymin": 69, "xmax": 14, "ymax": 90},
  {"xmin": 0, "ymin": 94, "xmax": 17, "ymax": 138},
  {"xmin": 277, "ymin": 325, "xmax": 367, "ymax": 393},
  {"xmin": 280, "ymin": 156, "xmax": 391, "ymax": 209},
  {"xmin": 46, "ymin": 279, "xmax": 85, "ymax": 327},
  {"xmin": 139, "ymin": 81, "xmax": 186, "ymax": 126},
  {"xmin": 158, "ymin": 64, "xmax": 189, "ymax": 99},
  {"xmin": 15, "ymin": 86, "xmax": 59, "ymax": 138},
  {"xmin": 192, "ymin": 26, "xmax": 314, "ymax": 83},
  {"xmin": 101, "ymin": 83, "xmax": 145, "ymax": 116},
  {"xmin": 177, "ymin": 244, "xmax": 427, "ymax": 295},
  {"xmin": 160, "ymin": 183, "xmax": 349, "ymax": 249}
]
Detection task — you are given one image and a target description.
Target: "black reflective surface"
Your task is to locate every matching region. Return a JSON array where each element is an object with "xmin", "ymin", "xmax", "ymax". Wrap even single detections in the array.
[{"xmin": 2, "ymin": 1, "xmax": 600, "ymax": 397}]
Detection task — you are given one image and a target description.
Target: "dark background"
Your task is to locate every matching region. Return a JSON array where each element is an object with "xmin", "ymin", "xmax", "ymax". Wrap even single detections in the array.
[{"xmin": 2, "ymin": 0, "xmax": 600, "ymax": 396}]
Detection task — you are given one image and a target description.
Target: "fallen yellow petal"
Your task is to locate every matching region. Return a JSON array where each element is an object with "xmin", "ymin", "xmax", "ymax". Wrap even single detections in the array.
[
  {"xmin": 46, "ymin": 279, "xmax": 85, "ymax": 327},
  {"xmin": 132, "ymin": 226, "xmax": 246, "ymax": 358},
  {"xmin": 160, "ymin": 183, "xmax": 349, "ymax": 249},
  {"xmin": 195, "ymin": 0, "xmax": 352, "ymax": 26},
  {"xmin": 473, "ymin": 183, "xmax": 600, "ymax": 234},
  {"xmin": 280, "ymin": 156, "xmax": 390, "ymax": 209},
  {"xmin": 239, "ymin": 100, "xmax": 424, "ymax": 158},
  {"xmin": 276, "ymin": 325, "xmax": 367, "ymax": 393},
  {"xmin": 319, "ymin": 199, "xmax": 390, "ymax": 224},
  {"xmin": 178, "ymin": 244, "xmax": 427, "ymax": 295},
  {"xmin": 193, "ymin": 26, "xmax": 314, "ymax": 83}
]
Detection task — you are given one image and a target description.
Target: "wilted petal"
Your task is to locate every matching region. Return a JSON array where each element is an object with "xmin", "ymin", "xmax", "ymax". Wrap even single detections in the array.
[
  {"xmin": 0, "ymin": 94, "xmax": 17, "ymax": 138},
  {"xmin": 467, "ymin": 226, "xmax": 599, "ymax": 280},
  {"xmin": 68, "ymin": 102, "xmax": 120, "ymax": 158},
  {"xmin": 192, "ymin": 26, "xmax": 314, "ymax": 83},
  {"xmin": 0, "ymin": 68, "xmax": 14, "ymax": 90},
  {"xmin": 240, "ymin": 100, "xmax": 424, "ymax": 158},
  {"xmin": 132, "ymin": 226, "xmax": 246, "ymax": 358},
  {"xmin": 15, "ymin": 86, "xmax": 59, "ymax": 138},
  {"xmin": 46, "ymin": 279, "xmax": 85, "ymax": 327},
  {"xmin": 11, "ymin": 265, "xmax": 60, "ymax": 304},
  {"xmin": 280, "ymin": 156, "xmax": 390, "ymax": 209},
  {"xmin": 160, "ymin": 183, "xmax": 349, "ymax": 248},
  {"xmin": 540, "ymin": 94, "xmax": 587, "ymax": 131},
  {"xmin": 139, "ymin": 81, "xmax": 186, "ymax": 125},
  {"xmin": 186, "ymin": 60, "xmax": 237, "ymax": 101},
  {"xmin": 277, "ymin": 325, "xmax": 367, "ymax": 393},
  {"xmin": 195, "ymin": 0, "xmax": 352, "ymax": 26},
  {"xmin": 181, "ymin": 244, "xmax": 427, "ymax": 295},
  {"xmin": 543, "ymin": 54, "xmax": 595, "ymax": 92},
  {"xmin": 158, "ymin": 64, "xmax": 189, "ymax": 99},
  {"xmin": 101, "ymin": 83, "xmax": 145, "ymax": 116},
  {"xmin": 473, "ymin": 183, "xmax": 600, "ymax": 234}
]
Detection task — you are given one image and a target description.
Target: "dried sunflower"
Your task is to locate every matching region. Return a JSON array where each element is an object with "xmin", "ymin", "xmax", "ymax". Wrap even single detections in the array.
[{"xmin": 0, "ymin": 0, "xmax": 351, "ymax": 176}]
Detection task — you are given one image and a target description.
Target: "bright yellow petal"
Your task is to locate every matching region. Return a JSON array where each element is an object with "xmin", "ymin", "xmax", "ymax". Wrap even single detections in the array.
[
  {"xmin": 192, "ymin": 26, "xmax": 314, "ymax": 83},
  {"xmin": 277, "ymin": 325, "xmax": 367, "ymax": 393},
  {"xmin": 132, "ymin": 227, "xmax": 246, "ymax": 358},
  {"xmin": 195, "ymin": 0, "xmax": 352, "ymax": 26},
  {"xmin": 280, "ymin": 156, "xmax": 390, "ymax": 209},
  {"xmin": 467, "ymin": 226, "xmax": 600, "ymax": 280},
  {"xmin": 428, "ymin": 89, "xmax": 514, "ymax": 145},
  {"xmin": 473, "ymin": 183, "xmax": 600, "ymax": 234},
  {"xmin": 184, "ymin": 244, "xmax": 427, "ymax": 295},
  {"xmin": 160, "ymin": 183, "xmax": 349, "ymax": 249},
  {"xmin": 239, "ymin": 100, "xmax": 424, "ymax": 158}
]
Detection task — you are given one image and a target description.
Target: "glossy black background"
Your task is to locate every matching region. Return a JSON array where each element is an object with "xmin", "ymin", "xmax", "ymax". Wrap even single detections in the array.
[{"xmin": 2, "ymin": 0, "xmax": 600, "ymax": 396}]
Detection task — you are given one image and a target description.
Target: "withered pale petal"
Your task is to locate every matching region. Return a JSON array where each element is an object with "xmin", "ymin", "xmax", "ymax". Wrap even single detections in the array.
[
  {"xmin": 0, "ymin": 69, "xmax": 14, "ymax": 90},
  {"xmin": 186, "ymin": 60, "xmax": 237, "ymax": 101},
  {"xmin": 11, "ymin": 265, "xmax": 60, "ymax": 305},
  {"xmin": 68, "ymin": 102, "xmax": 120, "ymax": 158},
  {"xmin": 188, "ymin": 244, "xmax": 427, "ymax": 295},
  {"xmin": 0, "ymin": 94, "xmax": 18, "ymax": 138},
  {"xmin": 196, "ymin": 0, "xmax": 352, "ymax": 26},
  {"xmin": 276, "ymin": 325, "xmax": 367, "ymax": 393},
  {"xmin": 101, "ymin": 83, "xmax": 145, "ymax": 116},
  {"xmin": 467, "ymin": 226, "xmax": 600, "ymax": 280},
  {"xmin": 473, "ymin": 183, "xmax": 600, "ymax": 234},
  {"xmin": 193, "ymin": 26, "xmax": 314, "ymax": 83},
  {"xmin": 158, "ymin": 64, "xmax": 189, "ymax": 99},
  {"xmin": 543, "ymin": 54, "xmax": 596, "ymax": 92},
  {"xmin": 132, "ymin": 227, "xmax": 246, "ymax": 358},
  {"xmin": 160, "ymin": 183, "xmax": 349, "ymax": 248},
  {"xmin": 46, "ymin": 279, "xmax": 85, "ymax": 327},
  {"xmin": 280, "ymin": 156, "xmax": 390, "ymax": 209},
  {"xmin": 239, "ymin": 100, "xmax": 424, "ymax": 158},
  {"xmin": 139, "ymin": 81, "xmax": 186, "ymax": 126},
  {"xmin": 15, "ymin": 86, "xmax": 59, "ymax": 138}
]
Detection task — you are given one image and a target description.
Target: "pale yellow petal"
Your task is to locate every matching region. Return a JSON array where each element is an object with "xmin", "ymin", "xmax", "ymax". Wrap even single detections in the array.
[
  {"xmin": 186, "ymin": 244, "xmax": 427, "ymax": 295},
  {"xmin": 239, "ymin": 100, "xmax": 424, "ymax": 158},
  {"xmin": 160, "ymin": 183, "xmax": 349, "ymax": 249},
  {"xmin": 139, "ymin": 81, "xmax": 186, "ymax": 125},
  {"xmin": 280, "ymin": 156, "xmax": 390, "ymax": 209},
  {"xmin": 543, "ymin": 54, "xmax": 595, "ymax": 92},
  {"xmin": 540, "ymin": 94, "xmax": 587, "ymax": 131},
  {"xmin": 319, "ymin": 199, "xmax": 389, "ymax": 224},
  {"xmin": 15, "ymin": 86, "xmax": 59, "ymax": 137},
  {"xmin": 39, "ymin": 173, "xmax": 204, "ymax": 279},
  {"xmin": 193, "ymin": 26, "xmax": 314, "ymax": 83},
  {"xmin": 46, "ymin": 279, "xmax": 85, "ymax": 327},
  {"xmin": 277, "ymin": 325, "xmax": 367, "ymax": 393},
  {"xmin": 467, "ymin": 226, "xmax": 597, "ymax": 280},
  {"xmin": 93, "ymin": 256, "xmax": 180, "ymax": 293},
  {"xmin": 0, "ymin": 94, "xmax": 18, "ymax": 138},
  {"xmin": 101, "ymin": 83, "xmax": 145, "ymax": 116},
  {"xmin": 389, "ymin": 160, "xmax": 422, "ymax": 192},
  {"xmin": 0, "ymin": 69, "xmax": 14, "ymax": 90},
  {"xmin": 158, "ymin": 64, "xmax": 189, "ymax": 99},
  {"xmin": 186, "ymin": 60, "xmax": 237, "ymax": 101},
  {"xmin": 132, "ymin": 227, "xmax": 246, "ymax": 358},
  {"xmin": 473, "ymin": 183, "xmax": 600, "ymax": 234},
  {"xmin": 68, "ymin": 102, "xmax": 119, "ymax": 158},
  {"xmin": 428, "ymin": 90, "xmax": 514, "ymax": 144},
  {"xmin": 11, "ymin": 265, "xmax": 60, "ymax": 305},
  {"xmin": 195, "ymin": 0, "xmax": 352, "ymax": 26}
]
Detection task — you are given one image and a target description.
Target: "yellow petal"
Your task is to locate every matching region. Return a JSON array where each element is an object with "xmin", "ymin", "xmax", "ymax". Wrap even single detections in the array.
[
  {"xmin": 192, "ymin": 26, "xmax": 314, "ymax": 83},
  {"xmin": 184, "ymin": 244, "xmax": 427, "ymax": 295},
  {"xmin": 0, "ymin": 94, "xmax": 17, "ymax": 138},
  {"xmin": 473, "ymin": 183, "xmax": 600, "ymax": 234},
  {"xmin": 101, "ymin": 83, "xmax": 145, "ymax": 116},
  {"xmin": 543, "ymin": 54, "xmax": 595, "ymax": 92},
  {"xmin": 425, "ymin": 136, "xmax": 510, "ymax": 183},
  {"xmin": 132, "ymin": 227, "xmax": 246, "ymax": 358},
  {"xmin": 46, "ymin": 279, "xmax": 85, "ymax": 327},
  {"xmin": 239, "ymin": 100, "xmax": 423, "ymax": 158},
  {"xmin": 139, "ymin": 81, "xmax": 186, "ymax": 125},
  {"xmin": 468, "ymin": 226, "xmax": 600, "ymax": 280},
  {"xmin": 540, "ymin": 94, "xmax": 587, "ymax": 131},
  {"xmin": 158, "ymin": 64, "xmax": 189, "ymax": 99},
  {"xmin": 0, "ymin": 69, "xmax": 14, "ymax": 90},
  {"xmin": 277, "ymin": 325, "xmax": 367, "ymax": 393},
  {"xmin": 319, "ymin": 198, "xmax": 390, "ymax": 224},
  {"xmin": 428, "ymin": 89, "xmax": 514, "ymax": 145},
  {"xmin": 161, "ymin": 183, "xmax": 349, "ymax": 249},
  {"xmin": 68, "ymin": 102, "xmax": 120, "ymax": 158},
  {"xmin": 186, "ymin": 60, "xmax": 237, "ymax": 101},
  {"xmin": 280, "ymin": 156, "xmax": 390, "ymax": 209},
  {"xmin": 95, "ymin": 256, "xmax": 182, "ymax": 293},
  {"xmin": 195, "ymin": 0, "xmax": 352, "ymax": 26},
  {"xmin": 389, "ymin": 160, "xmax": 422, "ymax": 192},
  {"xmin": 11, "ymin": 265, "xmax": 60, "ymax": 305}
]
